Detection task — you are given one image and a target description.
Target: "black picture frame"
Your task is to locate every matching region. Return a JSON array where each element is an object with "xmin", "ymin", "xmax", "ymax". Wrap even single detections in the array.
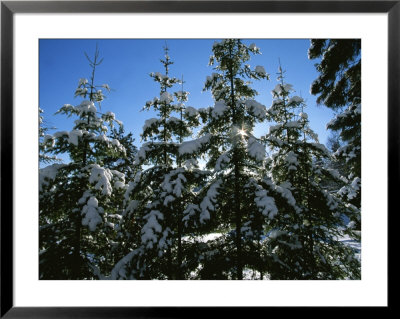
[{"xmin": 1, "ymin": 1, "xmax": 395, "ymax": 317}]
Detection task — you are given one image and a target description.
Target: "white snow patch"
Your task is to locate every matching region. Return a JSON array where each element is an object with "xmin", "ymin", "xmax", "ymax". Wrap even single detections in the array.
[{"xmin": 247, "ymin": 137, "xmax": 265, "ymax": 161}]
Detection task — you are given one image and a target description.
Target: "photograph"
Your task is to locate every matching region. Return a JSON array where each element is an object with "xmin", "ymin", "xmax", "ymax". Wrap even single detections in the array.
[{"xmin": 38, "ymin": 38, "xmax": 361, "ymax": 280}]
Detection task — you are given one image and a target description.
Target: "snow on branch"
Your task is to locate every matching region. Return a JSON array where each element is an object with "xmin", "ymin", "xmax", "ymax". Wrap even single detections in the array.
[
  {"xmin": 199, "ymin": 180, "xmax": 222, "ymax": 224},
  {"xmin": 247, "ymin": 137, "xmax": 265, "ymax": 162},
  {"xmin": 88, "ymin": 164, "xmax": 113, "ymax": 196},
  {"xmin": 255, "ymin": 187, "xmax": 278, "ymax": 219},
  {"xmin": 39, "ymin": 164, "xmax": 66, "ymax": 191},
  {"xmin": 245, "ymin": 99, "xmax": 267, "ymax": 120},
  {"xmin": 81, "ymin": 196, "xmax": 103, "ymax": 231},
  {"xmin": 141, "ymin": 210, "xmax": 164, "ymax": 249},
  {"xmin": 179, "ymin": 133, "xmax": 212, "ymax": 156}
]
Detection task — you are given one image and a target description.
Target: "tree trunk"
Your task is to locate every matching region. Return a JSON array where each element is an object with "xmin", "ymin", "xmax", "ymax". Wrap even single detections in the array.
[
  {"xmin": 228, "ymin": 41, "xmax": 243, "ymax": 280},
  {"xmin": 234, "ymin": 160, "xmax": 243, "ymax": 280},
  {"xmin": 177, "ymin": 220, "xmax": 182, "ymax": 279},
  {"xmin": 71, "ymin": 214, "xmax": 81, "ymax": 279}
]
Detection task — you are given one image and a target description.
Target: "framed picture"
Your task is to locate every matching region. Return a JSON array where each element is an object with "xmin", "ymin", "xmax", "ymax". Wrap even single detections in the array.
[{"xmin": 1, "ymin": 0, "xmax": 394, "ymax": 316}]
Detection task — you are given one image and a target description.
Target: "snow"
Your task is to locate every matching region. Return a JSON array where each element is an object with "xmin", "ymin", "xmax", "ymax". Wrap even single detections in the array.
[
  {"xmin": 286, "ymin": 120, "xmax": 302, "ymax": 128},
  {"xmin": 327, "ymin": 168, "xmax": 341, "ymax": 180},
  {"xmin": 255, "ymin": 188, "xmax": 278, "ymax": 219},
  {"xmin": 199, "ymin": 180, "xmax": 221, "ymax": 224},
  {"xmin": 161, "ymin": 169, "xmax": 188, "ymax": 198},
  {"xmin": 269, "ymin": 123, "xmax": 283, "ymax": 134},
  {"xmin": 273, "ymin": 83, "xmax": 294, "ymax": 95},
  {"xmin": 142, "ymin": 118, "xmax": 159, "ymax": 131},
  {"xmin": 173, "ymin": 173, "xmax": 187, "ymax": 197},
  {"xmin": 110, "ymin": 251, "xmax": 136, "ymax": 280},
  {"xmin": 53, "ymin": 131, "xmax": 69, "ymax": 138},
  {"xmin": 114, "ymin": 181, "xmax": 125, "ymax": 190},
  {"xmin": 76, "ymin": 100, "xmax": 97, "ymax": 115},
  {"xmin": 247, "ymin": 137, "xmax": 265, "ymax": 161},
  {"xmin": 271, "ymin": 98, "xmax": 283, "ymax": 107},
  {"xmin": 184, "ymin": 106, "xmax": 199, "ymax": 118},
  {"xmin": 268, "ymin": 136, "xmax": 284, "ymax": 147},
  {"xmin": 124, "ymin": 172, "xmax": 142, "ymax": 201},
  {"xmin": 179, "ymin": 133, "xmax": 212, "ymax": 155},
  {"xmin": 184, "ymin": 158, "xmax": 198, "ymax": 169},
  {"xmin": 212, "ymin": 101, "xmax": 229, "ymax": 118},
  {"xmin": 68, "ymin": 129, "xmax": 83, "ymax": 146},
  {"xmin": 338, "ymin": 232, "xmax": 361, "ymax": 262},
  {"xmin": 96, "ymin": 134, "xmax": 109, "ymax": 143},
  {"xmin": 108, "ymin": 214, "xmax": 122, "ymax": 220},
  {"xmin": 158, "ymin": 228, "xmax": 171, "ymax": 252},
  {"xmin": 215, "ymin": 152, "xmax": 230, "ymax": 171},
  {"xmin": 101, "ymin": 83, "xmax": 111, "ymax": 91},
  {"xmin": 81, "ymin": 196, "xmax": 102, "ymax": 231},
  {"xmin": 39, "ymin": 164, "xmax": 65, "ymax": 191},
  {"xmin": 285, "ymin": 151, "xmax": 298, "ymax": 171},
  {"xmin": 135, "ymin": 142, "xmax": 152, "ymax": 163},
  {"xmin": 347, "ymin": 221, "xmax": 356, "ymax": 229},
  {"xmin": 182, "ymin": 203, "xmax": 200, "ymax": 223},
  {"xmin": 267, "ymin": 179, "xmax": 300, "ymax": 213},
  {"xmin": 88, "ymin": 164, "xmax": 113, "ymax": 196},
  {"xmin": 160, "ymin": 91, "xmax": 173, "ymax": 103},
  {"xmin": 322, "ymin": 190, "xmax": 339, "ymax": 211},
  {"xmin": 338, "ymin": 177, "xmax": 361, "ymax": 200},
  {"xmin": 245, "ymin": 100, "xmax": 267, "ymax": 119},
  {"xmin": 269, "ymin": 230, "xmax": 287, "ymax": 239},
  {"xmin": 163, "ymin": 195, "xmax": 175, "ymax": 206},
  {"xmin": 187, "ymin": 231, "xmax": 361, "ymax": 279},
  {"xmin": 168, "ymin": 116, "xmax": 180, "ymax": 124},
  {"xmin": 289, "ymin": 96, "xmax": 304, "ymax": 104},
  {"xmin": 351, "ymin": 177, "xmax": 361, "ymax": 191},
  {"xmin": 196, "ymin": 233, "xmax": 223, "ymax": 242},
  {"xmin": 141, "ymin": 210, "xmax": 164, "ymax": 249},
  {"xmin": 125, "ymin": 199, "xmax": 139, "ymax": 216},
  {"xmin": 78, "ymin": 78, "xmax": 88, "ymax": 86},
  {"xmin": 310, "ymin": 142, "xmax": 330, "ymax": 156},
  {"xmin": 249, "ymin": 43, "xmax": 258, "ymax": 51},
  {"xmin": 255, "ymin": 65, "xmax": 268, "ymax": 77},
  {"xmin": 111, "ymin": 139, "xmax": 122, "ymax": 148},
  {"xmin": 306, "ymin": 129, "xmax": 319, "ymax": 142},
  {"xmin": 43, "ymin": 134, "xmax": 55, "ymax": 147},
  {"xmin": 299, "ymin": 112, "xmax": 308, "ymax": 119}
]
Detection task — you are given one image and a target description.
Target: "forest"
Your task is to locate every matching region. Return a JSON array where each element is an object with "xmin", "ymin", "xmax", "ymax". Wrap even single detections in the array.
[{"xmin": 39, "ymin": 39, "xmax": 361, "ymax": 280}]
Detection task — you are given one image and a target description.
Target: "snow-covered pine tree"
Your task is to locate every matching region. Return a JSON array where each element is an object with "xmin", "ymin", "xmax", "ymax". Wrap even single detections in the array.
[
  {"xmin": 103, "ymin": 125, "xmax": 138, "ymax": 180},
  {"xmin": 188, "ymin": 39, "xmax": 290, "ymax": 279},
  {"xmin": 308, "ymin": 39, "xmax": 361, "ymax": 230},
  {"xmin": 39, "ymin": 46, "xmax": 127, "ymax": 279},
  {"xmin": 115, "ymin": 45, "xmax": 206, "ymax": 279},
  {"xmin": 39, "ymin": 107, "xmax": 60, "ymax": 164},
  {"xmin": 263, "ymin": 66, "xmax": 361, "ymax": 279}
]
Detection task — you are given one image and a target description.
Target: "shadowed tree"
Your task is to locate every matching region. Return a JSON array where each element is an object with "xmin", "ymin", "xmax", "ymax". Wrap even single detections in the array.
[{"xmin": 308, "ymin": 39, "xmax": 361, "ymax": 230}]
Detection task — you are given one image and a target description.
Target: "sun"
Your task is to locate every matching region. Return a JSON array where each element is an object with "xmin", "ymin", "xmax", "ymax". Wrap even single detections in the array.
[{"xmin": 238, "ymin": 128, "xmax": 247, "ymax": 137}]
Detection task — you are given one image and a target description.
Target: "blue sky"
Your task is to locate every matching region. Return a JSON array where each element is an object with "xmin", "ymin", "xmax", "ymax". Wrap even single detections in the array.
[{"xmin": 39, "ymin": 39, "xmax": 335, "ymax": 162}]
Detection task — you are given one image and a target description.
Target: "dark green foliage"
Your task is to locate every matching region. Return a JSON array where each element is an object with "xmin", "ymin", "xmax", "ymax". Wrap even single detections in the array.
[
  {"xmin": 119, "ymin": 45, "xmax": 206, "ymax": 280},
  {"xmin": 39, "ymin": 108, "xmax": 61, "ymax": 164},
  {"xmin": 309, "ymin": 39, "xmax": 361, "ymax": 230},
  {"xmin": 39, "ymin": 47, "xmax": 127, "ymax": 279},
  {"xmin": 309, "ymin": 39, "xmax": 361, "ymax": 110},
  {"xmin": 39, "ymin": 40, "xmax": 361, "ymax": 281},
  {"xmin": 200, "ymin": 39, "xmax": 273, "ymax": 279},
  {"xmin": 263, "ymin": 67, "xmax": 360, "ymax": 279}
]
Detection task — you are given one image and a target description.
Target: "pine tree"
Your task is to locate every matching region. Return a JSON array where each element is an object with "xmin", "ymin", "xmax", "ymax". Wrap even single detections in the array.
[
  {"xmin": 263, "ymin": 66, "xmax": 360, "ymax": 279},
  {"xmin": 114, "ymin": 45, "xmax": 205, "ymax": 279},
  {"xmin": 308, "ymin": 39, "xmax": 361, "ymax": 230},
  {"xmin": 39, "ymin": 46, "xmax": 127, "ymax": 279},
  {"xmin": 189, "ymin": 39, "xmax": 291, "ymax": 279},
  {"xmin": 39, "ymin": 107, "xmax": 60, "ymax": 164},
  {"xmin": 103, "ymin": 125, "xmax": 138, "ymax": 179}
]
